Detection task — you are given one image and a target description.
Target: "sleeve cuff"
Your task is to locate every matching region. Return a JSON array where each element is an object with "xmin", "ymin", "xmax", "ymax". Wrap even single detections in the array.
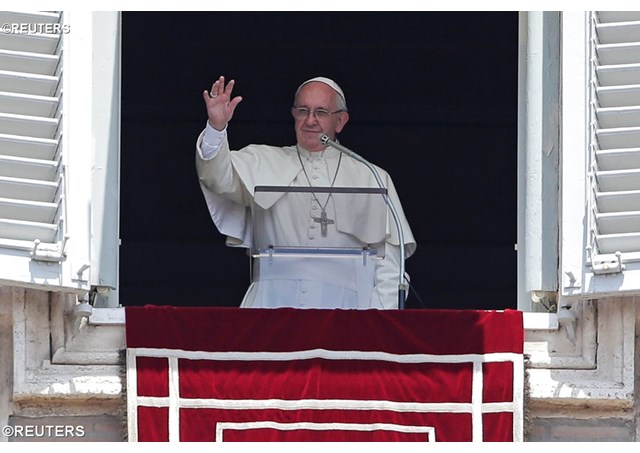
[{"xmin": 201, "ymin": 122, "xmax": 227, "ymax": 159}]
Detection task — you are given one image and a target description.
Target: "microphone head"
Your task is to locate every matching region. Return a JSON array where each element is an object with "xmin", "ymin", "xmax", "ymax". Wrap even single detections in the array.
[{"xmin": 319, "ymin": 134, "xmax": 330, "ymax": 145}]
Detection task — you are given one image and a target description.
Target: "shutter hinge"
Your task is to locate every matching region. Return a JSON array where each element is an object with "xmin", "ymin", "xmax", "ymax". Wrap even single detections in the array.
[
  {"xmin": 30, "ymin": 236, "xmax": 69, "ymax": 263},
  {"xmin": 588, "ymin": 249, "xmax": 625, "ymax": 275}
]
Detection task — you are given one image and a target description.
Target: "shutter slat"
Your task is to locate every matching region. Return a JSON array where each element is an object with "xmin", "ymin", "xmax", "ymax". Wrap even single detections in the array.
[
  {"xmin": 597, "ymin": 211, "xmax": 640, "ymax": 234},
  {"xmin": 0, "ymin": 91, "xmax": 59, "ymax": 117},
  {"xmin": 596, "ymin": 85, "xmax": 640, "ymax": 108},
  {"xmin": 0, "ymin": 197, "xmax": 57, "ymax": 223},
  {"xmin": 0, "ymin": 218, "xmax": 57, "ymax": 242},
  {"xmin": 596, "ymin": 21, "xmax": 640, "ymax": 44},
  {"xmin": 596, "ymin": 107, "xmax": 640, "ymax": 129},
  {"xmin": 596, "ymin": 127, "xmax": 640, "ymax": 149},
  {"xmin": 0, "ymin": 69, "xmax": 59, "ymax": 97},
  {"xmin": 0, "ymin": 113, "xmax": 58, "ymax": 139},
  {"xmin": 598, "ymin": 12, "xmax": 640, "ymax": 23},
  {"xmin": 596, "ymin": 233, "xmax": 640, "ymax": 253},
  {"xmin": 596, "ymin": 169, "xmax": 640, "ymax": 192},
  {"xmin": 0, "ymin": 155, "xmax": 59, "ymax": 181},
  {"xmin": 0, "ymin": 32, "xmax": 60, "ymax": 55},
  {"xmin": 0, "ymin": 12, "xmax": 60, "ymax": 25},
  {"xmin": 597, "ymin": 42, "xmax": 640, "ymax": 65},
  {"xmin": 597, "ymin": 190, "xmax": 640, "ymax": 213},
  {"xmin": 0, "ymin": 176, "xmax": 58, "ymax": 203},
  {"xmin": 0, "ymin": 134, "xmax": 58, "ymax": 160},
  {"xmin": 0, "ymin": 49, "xmax": 59, "ymax": 76},
  {"xmin": 597, "ymin": 64, "xmax": 640, "ymax": 86},
  {"xmin": 596, "ymin": 148, "xmax": 640, "ymax": 170}
]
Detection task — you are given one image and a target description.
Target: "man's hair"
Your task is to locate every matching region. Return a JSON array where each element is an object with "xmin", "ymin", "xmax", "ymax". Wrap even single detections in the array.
[
  {"xmin": 294, "ymin": 78, "xmax": 348, "ymax": 112},
  {"xmin": 334, "ymin": 92, "xmax": 347, "ymax": 112}
]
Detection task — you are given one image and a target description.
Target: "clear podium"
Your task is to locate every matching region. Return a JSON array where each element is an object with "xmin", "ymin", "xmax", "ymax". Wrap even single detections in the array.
[{"xmin": 247, "ymin": 185, "xmax": 388, "ymax": 308}]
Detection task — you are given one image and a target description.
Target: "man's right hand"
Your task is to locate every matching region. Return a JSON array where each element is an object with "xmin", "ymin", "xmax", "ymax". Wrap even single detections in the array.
[{"xmin": 202, "ymin": 76, "xmax": 243, "ymax": 131}]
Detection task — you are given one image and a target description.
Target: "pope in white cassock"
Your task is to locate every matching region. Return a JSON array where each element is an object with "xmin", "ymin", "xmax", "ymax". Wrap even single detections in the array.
[{"xmin": 196, "ymin": 76, "xmax": 416, "ymax": 309}]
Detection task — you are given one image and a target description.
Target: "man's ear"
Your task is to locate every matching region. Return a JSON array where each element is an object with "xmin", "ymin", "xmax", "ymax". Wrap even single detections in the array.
[{"xmin": 335, "ymin": 111, "xmax": 349, "ymax": 134}]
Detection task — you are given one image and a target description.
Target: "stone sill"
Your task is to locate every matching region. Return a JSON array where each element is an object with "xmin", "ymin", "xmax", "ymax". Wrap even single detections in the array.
[{"xmin": 90, "ymin": 307, "xmax": 558, "ymax": 330}]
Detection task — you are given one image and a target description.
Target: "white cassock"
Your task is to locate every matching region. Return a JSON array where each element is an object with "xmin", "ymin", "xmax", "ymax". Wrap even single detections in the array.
[{"xmin": 195, "ymin": 124, "xmax": 416, "ymax": 309}]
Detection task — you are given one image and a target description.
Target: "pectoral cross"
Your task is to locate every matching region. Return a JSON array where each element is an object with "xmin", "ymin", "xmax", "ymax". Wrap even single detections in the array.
[{"xmin": 313, "ymin": 210, "xmax": 334, "ymax": 237}]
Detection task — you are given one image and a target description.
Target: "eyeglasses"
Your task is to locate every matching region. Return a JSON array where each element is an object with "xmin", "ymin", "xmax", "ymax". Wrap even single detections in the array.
[{"xmin": 291, "ymin": 106, "xmax": 345, "ymax": 120}]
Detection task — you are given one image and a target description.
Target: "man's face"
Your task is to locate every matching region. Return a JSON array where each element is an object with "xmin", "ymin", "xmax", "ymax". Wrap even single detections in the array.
[{"xmin": 293, "ymin": 82, "xmax": 349, "ymax": 152}]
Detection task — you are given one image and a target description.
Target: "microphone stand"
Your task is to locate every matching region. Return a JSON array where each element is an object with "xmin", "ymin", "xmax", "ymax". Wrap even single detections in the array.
[{"xmin": 320, "ymin": 134, "xmax": 408, "ymax": 309}]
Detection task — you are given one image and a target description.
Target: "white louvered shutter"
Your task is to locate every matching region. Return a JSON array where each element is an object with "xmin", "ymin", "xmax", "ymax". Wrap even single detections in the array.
[
  {"xmin": 0, "ymin": 11, "xmax": 62, "ymax": 251},
  {"xmin": 0, "ymin": 11, "xmax": 91, "ymax": 292},
  {"xmin": 577, "ymin": 11, "xmax": 640, "ymax": 296}
]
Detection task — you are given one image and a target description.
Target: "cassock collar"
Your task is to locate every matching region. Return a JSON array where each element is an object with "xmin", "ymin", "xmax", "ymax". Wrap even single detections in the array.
[{"xmin": 296, "ymin": 144, "xmax": 341, "ymax": 161}]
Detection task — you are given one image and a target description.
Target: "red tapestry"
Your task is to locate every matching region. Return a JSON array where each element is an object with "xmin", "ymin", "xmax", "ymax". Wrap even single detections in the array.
[{"xmin": 125, "ymin": 307, "xmax": 524, "ymax": 442}]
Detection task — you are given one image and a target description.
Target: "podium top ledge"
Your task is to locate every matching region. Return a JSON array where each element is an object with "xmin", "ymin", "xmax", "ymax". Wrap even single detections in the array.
[{"xmin": 254, "ymin": 185, "xmax": 387, "ymax": 195}]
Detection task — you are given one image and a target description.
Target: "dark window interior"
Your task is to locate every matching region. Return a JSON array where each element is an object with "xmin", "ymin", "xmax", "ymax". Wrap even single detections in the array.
[{"xmin": 120, "ymin": 11, "xmax": 518, "ymax": 310}]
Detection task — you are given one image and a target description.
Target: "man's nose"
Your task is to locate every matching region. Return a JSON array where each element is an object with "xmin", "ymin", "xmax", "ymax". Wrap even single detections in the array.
[{"xmin": 304, "ymin": 112, "xmax": 319, "ymax": 126}]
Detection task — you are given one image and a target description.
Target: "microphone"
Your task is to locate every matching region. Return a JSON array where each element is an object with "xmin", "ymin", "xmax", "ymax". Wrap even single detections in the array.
[{"xmin": 319, "ymin": 134, "xmax": 408, "ymax": 309}]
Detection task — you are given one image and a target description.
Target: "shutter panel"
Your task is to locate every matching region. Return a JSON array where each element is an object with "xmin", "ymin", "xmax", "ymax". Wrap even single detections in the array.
[
  {"xmin": 0, "ymin": 11, "xmax": 64, "ymax": 254},
  {"xmin": 589, "ymin": 12, "xmax": 640, "ymax": 269},
  {"xmin": 560, "ymin": 12, "xmax": 640, "ymax": 300}
]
